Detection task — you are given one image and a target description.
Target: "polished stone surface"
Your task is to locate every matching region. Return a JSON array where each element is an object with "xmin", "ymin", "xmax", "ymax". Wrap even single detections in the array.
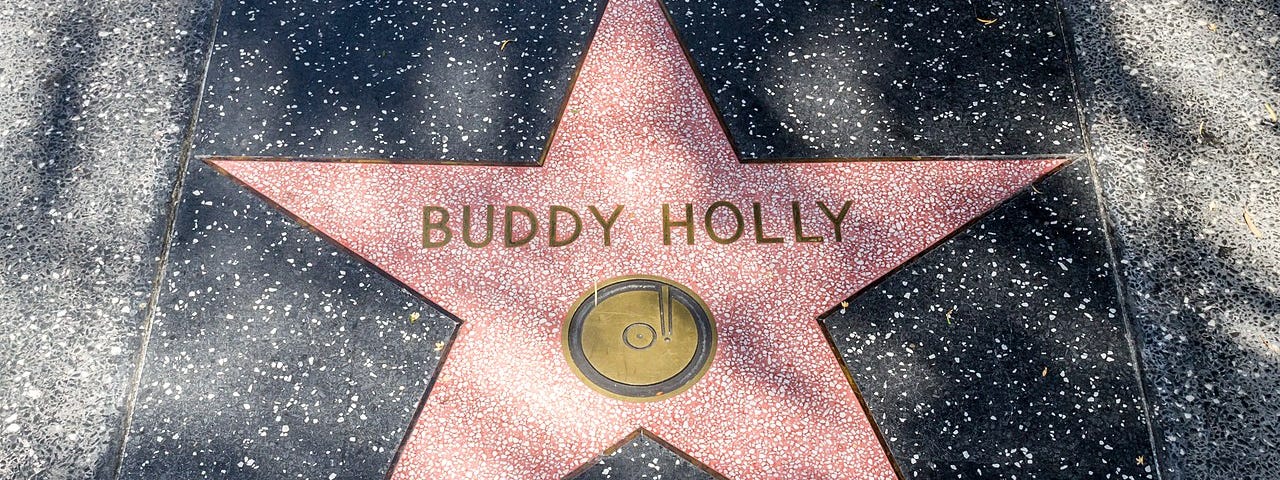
[
  {"xmin": 0, "ymin": 1, "xmax": 214, "ymax": 477},
  {"xmin": 3, "ymin": 0, "xmax": 1278, "ymax": 478},
  {"xmin": 1062, "ymin": 0, "xmax": 1280, "ymax": 477},
  {"xmin": 118, "ymin": 162, "xmax": 455, "ymax": 478},
  {"xmin": 193, "ymin": 0, "xmax": 606, "ymax": 162},
  {"xmin": 572, "ymin": 433, "xmax": 716, "ymax": 480},
  {"xmin": 207, "ymin": 0, "xmax": 1060, "ymax": 476},
  {"xmin": 826, "ymin": 160, "xmax": 1154, "ymax": 479},
  {"xmin": 665, "ymin": 0, "xmax": 1083, "ymax": 159}
]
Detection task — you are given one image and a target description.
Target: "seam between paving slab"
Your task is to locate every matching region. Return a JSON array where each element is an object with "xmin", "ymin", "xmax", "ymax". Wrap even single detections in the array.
[
  {"xmin": 1053, "ymin": 0, "xmax": 1166, "ymax": 476},
  {"xmin": 108, "ymin": 1, "xmax": 226, "ymax": 477},
  {"xmin": 104, "ymin": 1, "xmax": 1145, "ymax": 476}
]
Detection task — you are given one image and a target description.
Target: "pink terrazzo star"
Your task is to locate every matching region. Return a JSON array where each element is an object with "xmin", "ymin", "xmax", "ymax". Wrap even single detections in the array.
[{"xmin": 209, "ymin": 0, "xmax": 1063, "ymax": 478}]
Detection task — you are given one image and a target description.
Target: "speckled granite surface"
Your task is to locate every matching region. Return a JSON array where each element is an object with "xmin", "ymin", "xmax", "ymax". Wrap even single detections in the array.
[
  {"xmin": 117, "ymin": 161, "xmax": 456, "ymax": 478},
  {"xmin": 1062, "ymin": 0, "xmax": 1280, "ymax": 477},
  {"xmin": 193, "ymin": 0, "xmax": 606, "ymax": 162},
  {"xmin": 665, "ymin": 0, "xmax": 1083, "ymax": 159},
  {"xmin": 194, "ymin": 0, "xmax": 1058, "ymax": 474},
  {"xmin": 826, "ymin": 160, "xmax": 1154, "ymax": 479},
  {"xmin": 572, "ymin": 433, "xmax": 716, "ymax": 480},
  {"xmin": 0, "ymin": 0, "xmax": 1277, "ymax": 478},
  {"xmin": 0, "ymin": 1, "xmax": 214, "ymax": 478}
]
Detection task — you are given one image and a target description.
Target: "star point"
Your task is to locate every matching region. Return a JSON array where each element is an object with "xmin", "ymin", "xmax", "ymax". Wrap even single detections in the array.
[{"xmin": 209, "ymin": 0, "xmax": 1064, "ymax": 477}]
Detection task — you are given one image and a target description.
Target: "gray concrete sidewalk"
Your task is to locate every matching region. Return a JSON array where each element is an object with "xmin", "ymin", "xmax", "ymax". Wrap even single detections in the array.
[
  {"xmin": 1063, "ymin": 0, "xmax": 1280, "ymax": 476},
  {"xmin": 0, "ymin": 0, "xmax": 213, "ymax": 477}
]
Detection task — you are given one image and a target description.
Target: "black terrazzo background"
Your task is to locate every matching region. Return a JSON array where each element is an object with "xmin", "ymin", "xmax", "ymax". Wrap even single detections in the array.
[
  {"xmin": 194, "ymin": 0, "xmax": 606, "ymax": 162},
  {"xmin": 665, "ymin": 0, "xmax": 1083, "ymax": 159},
  {"xmin": 9, "ymin": 0, "xmax": 1280, "ymax": 477},
  {"xmin": 572, "ymin": 434, "xmax": 717, "ymax": 480},
  {"xmin": 826, "ymin": 160, "xmax": 1155, "ymax": 479},
  {"xmin": 119, "ymin": 161, "xmax": 456, "ymax": 478}
]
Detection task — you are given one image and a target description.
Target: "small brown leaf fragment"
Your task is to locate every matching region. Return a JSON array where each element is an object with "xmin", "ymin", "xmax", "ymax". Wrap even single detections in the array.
[
  {"xmin": 1264, "ymin": 338, "xmax": 1280, "ymax": 354},
  {"xmin": 1042, "ymin": 367, "xmax": 1048, "ymax": 377},
  {"xmin": 1197, "ymin": 121, "xmax": 1223, "ymax": 147},
  {"xmin": 1244, "ymin": 209, "xmax": 1264, "ymax": 238},
  {"xmin": 977, "ymin": 17, "xmax": 998, "ymax": 25},
  {"xmin": 434, "ymin": 341, "xmax": 446, "ymax": 352},
  {"xmin": 945, "ymin": 306, "xmax": 956, "ymax": 325}
]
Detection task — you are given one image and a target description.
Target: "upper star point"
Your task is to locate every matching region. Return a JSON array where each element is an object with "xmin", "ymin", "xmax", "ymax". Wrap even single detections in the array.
[{"xmin": 209, "ymin": 0, "xmax": 1063, "ymax": 478}]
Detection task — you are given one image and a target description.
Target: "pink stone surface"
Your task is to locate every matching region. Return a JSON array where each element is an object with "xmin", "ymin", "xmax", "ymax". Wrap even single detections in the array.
[{"xmin": 212, "ymin": 0, "xmax": 1063, "ymax": 477}]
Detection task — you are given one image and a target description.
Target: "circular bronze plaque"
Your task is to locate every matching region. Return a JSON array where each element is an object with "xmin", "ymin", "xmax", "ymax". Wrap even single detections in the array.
[{"xmin": 563, "ymin": 276, "xmax": 716, "ymax": 402}]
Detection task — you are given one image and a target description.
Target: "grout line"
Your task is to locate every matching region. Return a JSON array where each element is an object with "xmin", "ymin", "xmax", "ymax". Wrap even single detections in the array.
[
  {"xmin": 118, "ymin": 2, "xmax": 1130, "ymax": 479},
  {"xmin": 201, "ymin": 157, "xmax": 466, "ymax": 478},
  {"xmin": 109, "ymin": 0, "xmax": 225, "ymax": 477},
  {"xmin": 1052, "ymin": 0, "xmax": 1165, "ymax": 477}
]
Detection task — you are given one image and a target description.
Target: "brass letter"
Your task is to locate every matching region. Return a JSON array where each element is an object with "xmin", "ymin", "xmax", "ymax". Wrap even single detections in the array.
[
  {"xmin": 703, "ymin": 201, "xmax": 744, "ymax": 244},
  {"xmin": 461, "ymin": 205, "xmax": 495, "ymax": 248},
  {"xmin": 662, "ymin": 204, "xmax": 695, "ymax": 245},
  {"xmin": 588, "ymin": 205, "xmax": 624, "ymax": 247},
  {"xmin": 504, "ymin": 206, "xmax": 538, "ymax": 247},
  {"xmin": 548, "ymin": 206, "xmax": 583, "ymax": 247},
  {"xmin": 751, "ymin": 202, "xmax": 783, "ymax": 244},
  {"xmin": 791, "ymin": 201, "xmax": 823, "ymax": 243},
  {"xmin": 422, "ymin": 206, "xmax": 452, "ymax": 248},
  {"xmin": 817, "ymin": 200, "xmax": 852, "ymax": 242}
]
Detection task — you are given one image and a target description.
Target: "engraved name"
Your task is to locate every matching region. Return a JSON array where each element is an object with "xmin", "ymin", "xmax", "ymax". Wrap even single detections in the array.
[{"xmin": 422, "ymin": 201, "xmax": 852, "ymax": 248}]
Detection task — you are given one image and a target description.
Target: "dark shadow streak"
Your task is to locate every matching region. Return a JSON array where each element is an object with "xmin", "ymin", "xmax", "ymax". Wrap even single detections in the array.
[
  {"xmin": 816, "ymin": 157, "xmax": 1075, "ymax": 321},
  {"xmin": 1059, "ymin": 0, "xmax": 1280, "ymax": 477},
  {"xmin": 197, "ymin": 158, "xmax": 465, "ymax": 480},
  {"xmin": 195, "ymin": 0, "xmax": 1085, "ymax": 477},
  {"xmin": 107, "ymin": 0, "xmax": 225, "ymax": 477}
]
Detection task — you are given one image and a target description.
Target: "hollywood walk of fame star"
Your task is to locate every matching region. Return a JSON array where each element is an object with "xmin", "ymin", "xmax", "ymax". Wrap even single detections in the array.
[{"xmin": 206, "ymin": 0, "xmax": 1064, "ymax": 478}]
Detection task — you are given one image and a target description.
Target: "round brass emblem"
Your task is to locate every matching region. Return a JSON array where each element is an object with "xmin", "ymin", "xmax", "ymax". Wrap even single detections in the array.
[{"xmin": 563, "ymin": 276, "xmax": 716, "ymax": 402}]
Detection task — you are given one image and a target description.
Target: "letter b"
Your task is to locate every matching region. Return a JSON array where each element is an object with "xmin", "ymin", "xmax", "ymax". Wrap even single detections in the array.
[{"xmin": 423, "ymin": 206, "xmax": 453, "ymax": 248}]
